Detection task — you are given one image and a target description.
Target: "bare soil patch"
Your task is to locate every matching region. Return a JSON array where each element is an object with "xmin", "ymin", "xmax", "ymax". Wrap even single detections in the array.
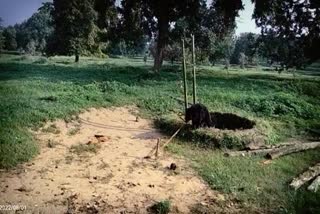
[{"xmin": 0, "ymin": 107, "xmax": 234, "ymax": 213}]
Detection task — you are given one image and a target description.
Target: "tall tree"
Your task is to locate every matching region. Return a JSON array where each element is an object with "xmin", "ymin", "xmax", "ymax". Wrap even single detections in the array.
[
  {"xmin": 3, "ymin": 26, "xmax": 17, "ymax": 51},
  {"xmin": 0, "ymin": 18, "xmax": 4, "ymax": 51},
  {"xmin": 15, "ymin": 2, "xmax": 54, "ymax": 54},
  {"xmin": 231, "ymin": 33, "xmax": 258, "ymax": 65},
  {"xmin": 252, "ymin": 0, "xmax": 320, "ymax": 68},
  {"xmin": 257, "ymin": 33, "xmax": 306, "ymax": 69},
  {"xmin": 49, "ymin": 0, "xmax": 98, "ymax": 62},
  {"xmin": 117, "ymin": 0, "xmax": 243, "ymax": 71}
]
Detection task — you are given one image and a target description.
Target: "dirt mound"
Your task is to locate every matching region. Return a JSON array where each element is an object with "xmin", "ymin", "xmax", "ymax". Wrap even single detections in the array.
[
  {"xmin": 210, "ymin": 112, "xmax": 255, "ymax": 130},
  {"xmin": 0, "ymin": 107, "xmax": 229, "ymax": 213}
]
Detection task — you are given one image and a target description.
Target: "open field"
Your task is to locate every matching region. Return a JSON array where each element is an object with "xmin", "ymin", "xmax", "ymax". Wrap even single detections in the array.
[{"xmin": 0, "ymin": 54, "xmax": 320, "ymax": 212}]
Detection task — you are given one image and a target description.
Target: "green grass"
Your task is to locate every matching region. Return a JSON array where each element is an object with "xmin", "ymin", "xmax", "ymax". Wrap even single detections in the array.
[
  {"xmin": 167, "ymin": 142, "xmax": 320, "ymax": 213},
  {"xmin": 0, "ymin": 54, "xmax": 319, "ymax": 212},
  {"xmin": 149, "ymin": 200, "xmax": 171, "ymax": 214}
]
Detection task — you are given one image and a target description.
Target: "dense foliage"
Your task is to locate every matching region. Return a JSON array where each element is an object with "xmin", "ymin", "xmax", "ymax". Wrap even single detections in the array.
[
  {"xmin": 0, "ymin": 1, "xmax": 319, "ymax": 69},
  {"xmin": 252, "ymin": 0, "xmax": 320, "ymax": 68},
  {"xmin": 48, "ymin": 0, "xmax": 100, "ymax": 61}
]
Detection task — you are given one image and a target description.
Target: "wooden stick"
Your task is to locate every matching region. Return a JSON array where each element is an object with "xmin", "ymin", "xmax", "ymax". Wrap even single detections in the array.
[
  {"xmin": 266, "ymin": 142, "xmax": 320, "ymax": 160},
  {"xmin": 155, "ymin": 138, "xmax": 160, "ymax": 158},
  {"xmin": 162, "ymin": 124, "xmax": 185, "ymax": 149},
  {"xmin": 145, "ymin": 140, "xmax": 158, "ymax": 158},
  {"xmin": 191, "ymin": 34, "xmax": 197, "ymax": 104},
  {"xmin": 182, "ymin": 38, "xmax": 188, "ymax": 113},
  {"xmin": 145, "ymin": 125, "xmax": 184, "ymax": 158},
  {"xmin": 290, "ymin": 163, "xmax": 320, "ymax": 190}
]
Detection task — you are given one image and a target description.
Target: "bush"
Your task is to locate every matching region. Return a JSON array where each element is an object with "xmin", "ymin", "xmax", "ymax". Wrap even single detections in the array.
[
  {"xmin": 149, "ymin": 200, "xmax": 171, "ymax": 214},
  {"xmin": 234, "ymin": 93, "xmax": 319, "ymax": 119},
  {"xmin": 33, "ymin": 57, "xmax": 49, "ymax": 64}
]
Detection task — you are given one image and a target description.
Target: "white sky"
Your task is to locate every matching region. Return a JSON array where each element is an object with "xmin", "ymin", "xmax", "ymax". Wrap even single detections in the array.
[{"xmin": 235, "ymin": 0, "xmax": 260, "ymax": 35}]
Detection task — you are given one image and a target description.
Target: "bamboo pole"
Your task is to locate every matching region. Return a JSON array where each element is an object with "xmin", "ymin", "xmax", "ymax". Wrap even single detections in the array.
[
  {"xmin": 182, "ymin": 38, "xmax": 188, "ymax": 112},
  {"xmin": 191, "ymin": 34, "xmax": 197, "ymax": 104}
]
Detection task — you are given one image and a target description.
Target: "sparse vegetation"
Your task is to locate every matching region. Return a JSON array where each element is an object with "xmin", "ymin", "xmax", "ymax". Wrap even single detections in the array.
[
  {"xmin": 41, "ymin": 124, "xmax": 60, "ymax": 134},
  {"xmin": 70, "ymin": 143, "xmax": 101, "ymax": 155},
  {"xmin": 149, "ymin": 200, "xmax": 171, "ymax": 214},
  {"xmin": 67, "ymin": 125, "xmax": 81, "ymax": 136}
]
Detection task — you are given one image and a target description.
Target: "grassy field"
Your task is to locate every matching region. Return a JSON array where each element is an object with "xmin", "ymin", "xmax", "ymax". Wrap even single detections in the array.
[{"xmin": 0, "ymin": 54, "xmax": 319, "ymax": 212}]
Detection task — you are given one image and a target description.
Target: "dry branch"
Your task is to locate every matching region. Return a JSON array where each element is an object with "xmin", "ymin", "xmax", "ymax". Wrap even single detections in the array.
[
  {"xmin": 145, "ymin": 124, "xmax": 184, "ymax": 158},
  {"xmin": 162, "ymin": 124, "xmax": 184, "ymax": 149},
  {"xmin": 266, "ymin": 142, "xmax": 320, "ymax": 159},
  {"xmin": 225, "ymin": 142, "xmax": 300, "ymax": 157},
  {"xmin": 290, "ymin": 163, "xmax": 320, "ymax": 190},
  {"xmin": 307, "ymin": 176, "xmax": 320, "ymax": 192}
]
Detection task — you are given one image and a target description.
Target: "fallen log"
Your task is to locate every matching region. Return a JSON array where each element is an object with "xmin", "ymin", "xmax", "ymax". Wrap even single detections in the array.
[
  {"xmin": 224, "ymin": 148, "xmax": 275, "ymax": 157},
  {"xmin": 290, "ymin": 163, "xmax": 320, "ymax": 190},
  {"xmin": 266, "ymin": 142, "xmax": 320, "ymax": 160},
  {"xmin": 224, "ymin": 142, "xmax": 301, "ymax": 157},
  {"xmin": 244, "ymin": 141, "xmax": 299, "ymax": 151},
  {"xmin": 308, "ymin": 176, "xmax": 320, "ymax": 192}
]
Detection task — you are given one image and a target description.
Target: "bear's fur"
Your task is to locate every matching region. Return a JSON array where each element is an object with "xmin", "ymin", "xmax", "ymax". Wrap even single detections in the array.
[
  {"xmin": 185, "ymin": 104, "xmax": 212, "ymax": 128},
  {"xmin": 210, "ymin": 112, "xmax": 255, "ymax": 130}
]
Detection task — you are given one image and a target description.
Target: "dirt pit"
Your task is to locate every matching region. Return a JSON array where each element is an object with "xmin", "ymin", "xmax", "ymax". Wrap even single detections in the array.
[
  {"xmin": 0, "ymin": 107, "xmax": 231, "ymax": 213},
  {"xmin": 210, "ymin": 112, "xmax": 255, "ymax": 130}
]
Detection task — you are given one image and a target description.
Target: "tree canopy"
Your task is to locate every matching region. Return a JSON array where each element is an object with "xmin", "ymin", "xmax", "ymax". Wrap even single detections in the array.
[
  {"xmin": 14, "ymin": 2, "xmax": 54, "ymax": 54},
  {"xmin": 1, "ymin": 0, "xmax": 319, "ymax": 70},
  {"xmin": 114, "ymin": 0, "xmax": 243, "ymax": 71},
  {"xmin": 0, "ymin": 18, "xmax": 4, "ymax": 51},
  {"xmin": 252, "ymin": 0, "xmax": 320, "ymax": 68},
  {"xmin": 48, "ymin": 0, "xmax": 99, "ymax": 61},
  {"xmin": 2, "ymin": 26, "xmax": 17, "ymax": 51}
]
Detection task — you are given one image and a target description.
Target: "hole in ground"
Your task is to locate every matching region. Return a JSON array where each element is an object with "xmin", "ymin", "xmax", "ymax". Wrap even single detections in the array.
[{"xmin": 210, "ymin": 112, "xmax": 255, "ymax": 130}]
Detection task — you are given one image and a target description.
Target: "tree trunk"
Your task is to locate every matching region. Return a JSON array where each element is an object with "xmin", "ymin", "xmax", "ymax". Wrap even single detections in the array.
[
  {"xmin": 154, "ymin": 11, "xmax": 169, "ymax": 72},
  {"xmin": 75, "ymin": 54, "xmax": 79, "ymax": 63},
  {"xmin": 266, "ymin": 142, "xmax": 320, "ymax": 160},
  {"xmin": 290, "ymin": 163, "xmax": 320, "ymax": 190}
]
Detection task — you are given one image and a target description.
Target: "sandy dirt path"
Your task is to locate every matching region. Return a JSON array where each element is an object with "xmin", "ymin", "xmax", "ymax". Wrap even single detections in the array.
[{"xmin": 0, "ymin": 107, "xmax": 228, "ymax": 213}]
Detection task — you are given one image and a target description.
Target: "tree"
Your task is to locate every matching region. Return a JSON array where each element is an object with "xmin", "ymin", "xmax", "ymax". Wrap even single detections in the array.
[
  {"xmin": 231, "ymin": 33, "xmax": 258, "ymax": 65},
  {"xmin": 0, "ymin": 18, "xmax": 4, "ymax": 51},
  {"xmin": 252, "ymin": 0, "xmax": 320, "ymax": 68},
  {"xmin": 3, "ymin": 26, "xmax": 17, "ymax": 50},
  {"xmin": 208, "ymin": 34, "xmax": 235, "ymax": 66},
  {"xmin": 257, "ymin": 34, "xmax": 306, "ymax": 70},
  {"xmin": 239, "ymin": 52, "xmax": 246, "ymax": 69},
  {"xmin": 14, "ymin": 3, "xmax": 54, "ymax": 55},
  {"xmin": 14, "ymin": 3, "xmax": 54, "ymax": 54},
  {"xmin": 49, "ymin": 0, "xmax": 99, "ymax": 62},
  {"xmin": 26, "ymin": 40, "xmax": 37, "ymax": 55},
  {"xmin": 117, "ymin": 0, "xmax": 243, "ymax": 71}
]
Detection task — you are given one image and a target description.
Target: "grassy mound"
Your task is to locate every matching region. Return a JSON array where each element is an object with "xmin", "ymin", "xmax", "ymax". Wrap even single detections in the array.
[{"xmin": 155, "ymin": 114, "xmax": 277, "ymax": 150}]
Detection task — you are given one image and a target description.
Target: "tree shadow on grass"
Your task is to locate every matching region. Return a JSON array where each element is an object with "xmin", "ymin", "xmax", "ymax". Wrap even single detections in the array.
[{"xmin": 0, "ymin": 62, "xmax": 179, "ymax": 86}]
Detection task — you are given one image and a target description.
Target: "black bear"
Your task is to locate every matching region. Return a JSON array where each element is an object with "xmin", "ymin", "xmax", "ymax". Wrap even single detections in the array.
[{"xmin": 185, "ymin": 103, "xmax": 212, "ymax": 128}]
